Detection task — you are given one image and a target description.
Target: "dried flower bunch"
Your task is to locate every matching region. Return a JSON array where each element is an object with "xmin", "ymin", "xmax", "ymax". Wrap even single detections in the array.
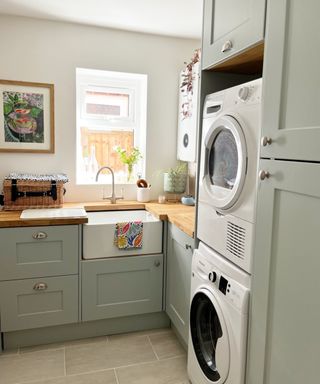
[{"xmin": 180, "ymin": 49, "xmax": 201, "ymax": 95}]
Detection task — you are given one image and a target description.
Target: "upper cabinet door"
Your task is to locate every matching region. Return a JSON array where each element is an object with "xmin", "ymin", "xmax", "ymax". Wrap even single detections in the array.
[
  {"xmin": 261, "ymin": 0, "xmax": 320, "ymax": 161},
  {"xmin": 202, "ymin": 0, "xmax": 266, "ymax": 69}
]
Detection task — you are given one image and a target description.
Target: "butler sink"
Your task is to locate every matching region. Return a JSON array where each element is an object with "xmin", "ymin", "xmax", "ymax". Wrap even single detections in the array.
[{"xmin": 83, "ymin": 210, "xmax": 162, "ymax": 259}]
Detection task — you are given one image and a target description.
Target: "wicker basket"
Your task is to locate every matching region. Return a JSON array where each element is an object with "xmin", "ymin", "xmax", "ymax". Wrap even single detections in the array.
[{"xmin": 3, "ymin": 173, "xmax": 68, "ymax": 210}]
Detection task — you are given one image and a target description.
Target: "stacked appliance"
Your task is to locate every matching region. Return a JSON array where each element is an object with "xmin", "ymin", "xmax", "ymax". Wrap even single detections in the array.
[{"xmin": 188, "ymin": 78, "xmax": 262, "ymax": 384}]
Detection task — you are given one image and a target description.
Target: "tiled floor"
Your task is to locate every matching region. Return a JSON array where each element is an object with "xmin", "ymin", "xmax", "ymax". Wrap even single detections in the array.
[{"xmin": 0, "ymin": 328, "xmax": 190, "ymax": 384}]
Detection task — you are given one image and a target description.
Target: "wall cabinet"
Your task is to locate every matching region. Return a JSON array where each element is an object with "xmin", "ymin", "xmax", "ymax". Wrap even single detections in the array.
[
  {"xmin": 247, "ymin": 160, "xmax": 320, "ymax": 384},
  {"xmin": 0, "ymin": 225, "xmax": 79, "ymax": 332},
  {"xmin": 260, "ymin": 0, "xmax": 320, "ymax": 162},
  {"xmin": 81, "ymin": 254, "xmax": 163, "ymax": 322},
  {"xmin": 202, "ymin": 0, "xmax": 266, "ymax": 70},
  {"xmin": 166, "ymin": 223, "xmax": 193, "ymax": 345}
]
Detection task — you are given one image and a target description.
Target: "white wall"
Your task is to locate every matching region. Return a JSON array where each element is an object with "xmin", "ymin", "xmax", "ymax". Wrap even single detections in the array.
[{"xmin": 0, "ymin": 15, "xmax": 199, "ymax": 201}]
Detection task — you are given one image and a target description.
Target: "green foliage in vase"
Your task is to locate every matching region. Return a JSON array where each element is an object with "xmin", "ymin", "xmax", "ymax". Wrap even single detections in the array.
[{"xmin": 115, "ymin": 146, "xmax": 142, "ymax": 181}]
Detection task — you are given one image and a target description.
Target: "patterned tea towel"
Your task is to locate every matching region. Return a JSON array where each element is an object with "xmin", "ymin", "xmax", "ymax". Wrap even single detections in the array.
[{"xmin": 114, "ymin": 221, "xmax": 143, "ymax": 249}]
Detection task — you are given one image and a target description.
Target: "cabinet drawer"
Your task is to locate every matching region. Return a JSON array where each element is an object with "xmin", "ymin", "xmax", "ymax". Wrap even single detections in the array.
[
  {"xmin": 0, "ymin": 275, "xmax": 79, "ymax": 331},
  {"xmin": 82, "ymin": 254, "xmax": 163, "ymax": 322},
  {"xmin": 0, "ymin": 225, "xmax": 79, "ymax": 280}
]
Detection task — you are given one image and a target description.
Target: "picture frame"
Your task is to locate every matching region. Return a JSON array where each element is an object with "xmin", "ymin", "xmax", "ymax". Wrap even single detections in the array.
[{"xmin": 0, "ymin": 79, "xmax": 54, "ymax": 153}]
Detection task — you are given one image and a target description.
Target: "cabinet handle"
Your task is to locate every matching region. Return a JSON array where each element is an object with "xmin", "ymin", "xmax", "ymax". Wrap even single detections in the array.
[
  {"xmin": 261, "ymin": 136, "xmax": 272, "ymax": 147},
  {"xmin": 221, "ymin": 40, "xmax": 233, "ymax": 53},
  {"xmin": 32, "ymin": 231, "xmax": 48, "ymax": 240},
  {"xmin": 154, "ymin": 260, "xmax": 161, "ymax": 267},
  {"xmin": 185, "ymin": 244, "xmax": 193, "ymax": 250},
  {"xmin": 259, "ymin": 170, "xmax": 271, "ymax": 181},
  {"xmin": 33, "ymin": 282, "xmax": 48, "ymax": 291}
]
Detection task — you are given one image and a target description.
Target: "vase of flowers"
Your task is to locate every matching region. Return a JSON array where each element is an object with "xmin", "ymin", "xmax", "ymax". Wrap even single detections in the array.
[{"xmin": 115, "ymin": 146, "xmax": 142, "ymax": 182}]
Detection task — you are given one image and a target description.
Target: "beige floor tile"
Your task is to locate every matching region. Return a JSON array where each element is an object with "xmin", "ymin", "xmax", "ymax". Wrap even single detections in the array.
[
  {"xmin": 0, "ymin": 349, "xmax": 65, "ymax": 384},
  {"xmin": 108, "ymin": 327, "xmax": 170, "ymax": 342},
  {"xmin": 20, "ymin": 342, "xmax": 65, "ymax": 354},
  {"xmin": 0, "ymin": 348, "xmax": 19, "ymax": 358},
  {"xmin": 65, "ymin": 335, "xmax": 157, "ymax": 375},
  {"xmin": 64, "ymin": 336, "xmax": 107, "ymax": 348},
  {"xmin": 24, "ymin": 369, "xmax": 117, "ymax": 384},
  {"xmin": 116, "ymin": 356, "xmax": 188, "ymax": 384},
  {"xmin": 149, "ymin": 330, "xmax": 185, "ymax": 359}
]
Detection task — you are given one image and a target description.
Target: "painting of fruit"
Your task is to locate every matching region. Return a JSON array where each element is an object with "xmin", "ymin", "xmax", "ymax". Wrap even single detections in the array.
[{"xmin": 3, "ymin": 91, "xmax": 44, "ymax": 143}]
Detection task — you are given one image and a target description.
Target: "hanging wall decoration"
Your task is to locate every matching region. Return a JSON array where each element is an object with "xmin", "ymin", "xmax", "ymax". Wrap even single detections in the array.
[{"xmin": 0, "ymin": 79, "xmax": 54, "ymax": 153}]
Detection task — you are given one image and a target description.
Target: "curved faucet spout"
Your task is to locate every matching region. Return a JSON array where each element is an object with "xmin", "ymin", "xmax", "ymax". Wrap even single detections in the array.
[{"xmin": 96, "ymin": 166, "xmax": 121, "ymax": 204}]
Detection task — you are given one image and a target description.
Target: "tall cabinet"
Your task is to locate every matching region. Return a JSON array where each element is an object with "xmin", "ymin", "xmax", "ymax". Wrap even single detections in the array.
[
  {"xmin": 247, "ymin": 1, "xmax": 320, "ymax": 384},
  {"xmin": 199, "ymin": 0, "xmax": 320, "ymax": 383}
]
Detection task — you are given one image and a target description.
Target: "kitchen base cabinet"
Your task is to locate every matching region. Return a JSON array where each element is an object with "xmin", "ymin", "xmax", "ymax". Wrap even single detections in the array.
[
  {"xmin": 0, "ymin": 275, "xmax": 79, "ymax": 332},
  {"xmin": 166, "ymin": 223, "xmax": 193, "ymax": 345},
  {"xmin": 0, "ymin": 225, "xmax": 79, "ymax": 281},
  {"xmin": 81, "ymin": 254, "xmax": 163, "ymax": 322}
]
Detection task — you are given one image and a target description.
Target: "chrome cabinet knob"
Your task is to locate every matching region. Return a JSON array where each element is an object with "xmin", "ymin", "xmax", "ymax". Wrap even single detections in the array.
[
  {"xmin": 259, "ymin": 170, "xmax": 270, "ymax": 180},
  {"xmin": 154, "ymin": 260, "xmax": 161, "ymax": 267},
  {"xmin": 33, "ymin": 282, "xmax": 48, "ymax": 291},
  {"xmin": 261, "ymin": 136, "xmax": 272, "ymax": 146},
  {"xmin": 185, "ymin": 244, "xmax": 192, "ymax": 250},
  {"xmin": 32, "ymin": 231, "xmax": 48, "ymax": 240},
  {"xmin": 221, "ymin": 40, "xmax": 233, "ymax": 53}
]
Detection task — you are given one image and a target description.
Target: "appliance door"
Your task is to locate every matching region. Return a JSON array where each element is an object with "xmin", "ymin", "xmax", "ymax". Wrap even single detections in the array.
[
  {"xmin": 203, "ymin": 115, "xmax": 247, "ymax": 210},
  {"xmin": 190, "ymin": 288, "xmax": 230, "ymax": 383}
]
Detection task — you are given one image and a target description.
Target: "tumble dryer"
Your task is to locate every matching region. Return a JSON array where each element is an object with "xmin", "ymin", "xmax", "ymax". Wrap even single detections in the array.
[
  {"xmin": 188, "ymin": 242, "xmax": 250, "ymax": 384},
  {"xmin": 197, "ymin": 78, "xmax": 262, "ymax": 273}
]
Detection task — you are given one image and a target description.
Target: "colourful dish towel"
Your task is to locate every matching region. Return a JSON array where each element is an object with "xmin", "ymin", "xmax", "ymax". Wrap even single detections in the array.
[{"xmin": 114, "ymin": 221, "xmax": 143, "ymax": 249}]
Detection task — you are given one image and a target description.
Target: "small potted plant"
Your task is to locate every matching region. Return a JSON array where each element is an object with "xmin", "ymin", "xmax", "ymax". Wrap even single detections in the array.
[
  {"xmin": 115, "ymin": 146, "xmax": 142, "ymax": 182},
  {"xmin": 164, "ymin": 162, "xmax": 188, "ymax": 194}
]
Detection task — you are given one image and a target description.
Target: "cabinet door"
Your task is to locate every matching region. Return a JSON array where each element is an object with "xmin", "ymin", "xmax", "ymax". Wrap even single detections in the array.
[
  {"xmin": 166, "ymin": 224, "xmax": 193, "ymax": 344},
  {"xmin": 0, "ymin": 275, "xmax": 79, "ymax": 332},
  {"xmin": 202, "ymin": 0, "xmax": 266, "ymax": 69},
  {"xmin": 0, "ymin": 225, "xmax": 79, "ymax": 280},
  {"xmin": 247, "ymin": 160, "xmax": 320, "ymax": 384},
  {"xmin": 81, "ymin": 254, "xmax": 163, "ymax": 322},
  {"xmin": 261, "ymin": 0, "xmax": 320, "ymax": 161}
]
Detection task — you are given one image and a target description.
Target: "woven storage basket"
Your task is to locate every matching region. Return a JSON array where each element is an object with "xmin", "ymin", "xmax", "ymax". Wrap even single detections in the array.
[{"xmin": 3, "ymin": 173, "xmax": 68, "ymax": 210}]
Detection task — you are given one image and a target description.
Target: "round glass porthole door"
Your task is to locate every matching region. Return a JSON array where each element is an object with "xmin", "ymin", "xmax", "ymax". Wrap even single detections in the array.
[
  {"xmin": 203, "ymin": 115, "xmax": 247, "ymax": 210},
  {"xmin": 190, "ymin": 290, "xmax": 230, "ymax": 383}
]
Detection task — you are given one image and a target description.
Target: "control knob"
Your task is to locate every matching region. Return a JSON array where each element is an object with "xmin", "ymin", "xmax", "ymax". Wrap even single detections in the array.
[
  {"xmin": 208, "ymin": 271, "xmax": 217, "ymax": 283},
  {"xmin": 238, "ymin": 86, "xmax": 250, "ymax": 101}
]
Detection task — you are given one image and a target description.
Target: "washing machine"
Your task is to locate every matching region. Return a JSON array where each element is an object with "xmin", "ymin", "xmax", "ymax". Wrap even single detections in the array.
[
  {"xmin": 197, "ymin": 78, "xmax": 262, "ymax": 273},
  {"xmin": 188, "ymin": 242, "xmax": 250, "ymax": 384}
]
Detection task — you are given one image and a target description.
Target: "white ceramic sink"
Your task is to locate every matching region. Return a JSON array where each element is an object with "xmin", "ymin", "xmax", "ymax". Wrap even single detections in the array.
[{"xmin": 83, "ymin": 210, "xmax": 162, "ymax": 259}]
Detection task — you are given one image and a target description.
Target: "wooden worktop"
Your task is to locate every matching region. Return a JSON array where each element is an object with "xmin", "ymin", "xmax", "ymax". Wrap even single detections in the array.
[{"xmin": 0, "ymin": 201, "xmax": 195, "ymax": 238}]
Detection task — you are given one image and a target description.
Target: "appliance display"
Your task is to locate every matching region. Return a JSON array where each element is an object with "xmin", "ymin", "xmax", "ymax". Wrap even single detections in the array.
[
  {"xmin": 188, "ymin": 242, "xmax": 250, "ymax": 384},
  {"xmin": 197, "ymin": 78, "xmax": 262, "ymax": 273}
]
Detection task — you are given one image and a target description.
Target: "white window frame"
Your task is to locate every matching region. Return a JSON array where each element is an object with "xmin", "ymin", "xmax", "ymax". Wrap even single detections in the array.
[{"xmin": 76, "ymin": 68, "xmax": 147, "ymax": 185}]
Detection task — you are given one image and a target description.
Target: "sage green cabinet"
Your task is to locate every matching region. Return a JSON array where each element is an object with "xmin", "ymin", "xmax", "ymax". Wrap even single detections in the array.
[
  {"xmin": 0, "ymin": 225, "xmax": 80, "ymax": 333},
  {"xmin": 0, "ymin": 275, "xmax": 79, "ymax": 332},
  {"xmin": 202, "ymin": 0, "xmax": 266, "ymax": 69},
  {"xmin": 81, "ymin": 254, "xmax": 163, "ymax": 322},
  {"xmin": 166, "ymin": 223, "xmax": 193, "ymax": 344},
  {"xmin": 0, "ymin": 225, "xmax": 79, "ymax": 281},
  {"xmin": 260, "ymin": 0, "xmax": 320, "ymax": 162},
  {"xmin": 247, "ymin": 160, "xmax": 320, "ymax": 384}
]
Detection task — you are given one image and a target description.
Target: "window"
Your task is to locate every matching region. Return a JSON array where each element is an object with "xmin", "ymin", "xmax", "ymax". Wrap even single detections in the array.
[{"xmin": 76, "ymin": 68, "xmax": 147, "ymax": 184}]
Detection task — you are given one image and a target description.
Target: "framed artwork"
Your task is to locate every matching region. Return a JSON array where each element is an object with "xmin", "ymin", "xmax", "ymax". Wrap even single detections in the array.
[{"xmin": 0, "ymin": 79, "xmax": 54, "ymax": 153}]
